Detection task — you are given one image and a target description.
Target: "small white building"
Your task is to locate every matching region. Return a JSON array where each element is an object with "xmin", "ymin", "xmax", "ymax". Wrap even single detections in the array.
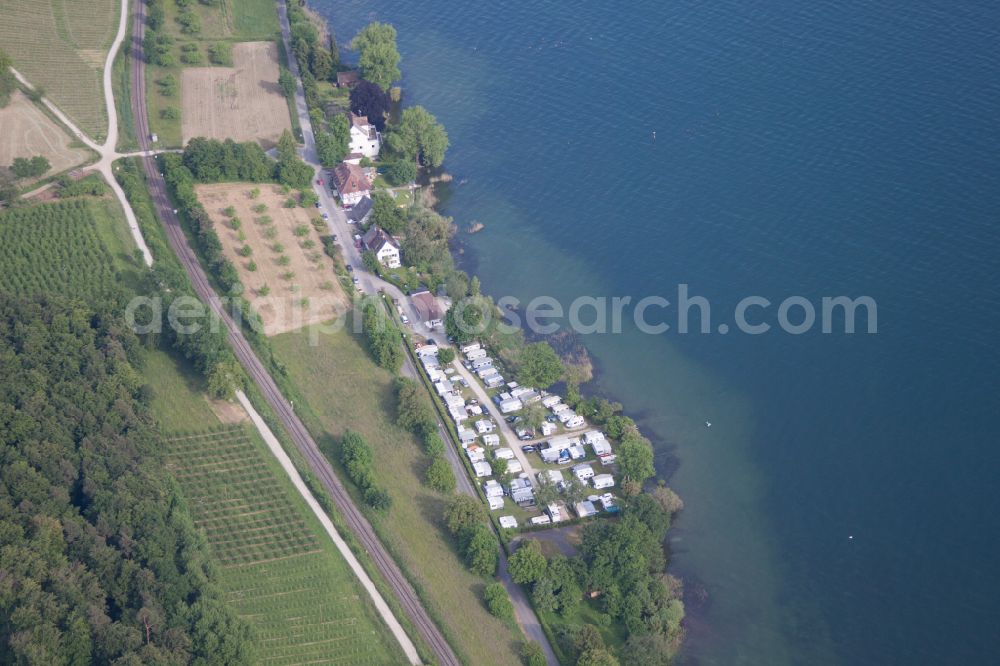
[
  {"xmin": 477, "ymin": 366, "xmax": 500, "ymax": 379},
  {"xmin": 572, "ymin": 464, "xmax": 595, "ymax": 482},
  {"xmin": 457, "ymin": 426, "xmax": 476, "ymax": 446},
  {"xmin": 529, "ymin": 515, "xmax": 552, "ymax": 526},
  {"xmin": 551, "ymin": 403, "xmax": 572, "ymax": 415},
  {"xmin": 466, "ymin": 445, "xmax": 485, "ymax": 463},
  {"xmin": 461, "ymin": 342, "xmax": 482, "ymax": 354},
  {"xmin": 591, "ymin": 438, "xmax": 612, "ymax": 457},
  {"xmin": 465, "ymin": 348, "xmax": 488, "ymax": 361},
  {"xmin": 472, "ymin": 461, "xmax": 493, "ymax": 478},
  {"xmin": 510, "ymin": 386, "xmax": 535, "ymax": 400},
  {"xmin": 599, "ymin": 453, "xmax": 617, "ymax": 466},
  {"xmin": 574, "ymin": 501, "xmax": 599, "ymax": 518},
  {"xmin": 467, "ymin": 403, "xmax": 484, "ymax": 416},
  {"xmin": 509, "ymin": 477, "xmax": 535, "ymax": 506},
  {"xmin": 546, "ymin": 502, "xmax": 566, "ymax": 523},
  {"xmin": 494, "ymin": 447, "xmax": 515, "ymax": 461},
  {"xmin": 482, "ymin": 433, "xmax": 501, "ymax": 447},
  {"xmin": 506, "ymin": 459, "xmax": 523, "ymax": 474},
  {"xmin": 434, "ymin": 380, "xmax": 453, "ymax": 396},
  {"xmin": 484, "ymin": 375, "xmax": 505, "ymax": 388},
  {"xmin": 448, "ymin": 405, "xmax": 469, "ymax": 422},
  {"xmin": 565, "ymin": 415, "xmax": 586, "ymax": 429},
  {"xmin": 540, "ymin": 421, "xmax": 557, "ymax": 437},
  {"xmin": 597, "ymin": 493, "xmax": 618, "ymax": 512},
  {"xmin": 498, "ymin": 515, "xmax": 518, "ymax": 529},
  {"xmin": 539, "ymin": 469, "xmax": 566, "ymax": 488},
  {"xmin": 557, "ymin": 410, "xmax": 576, "ymax": 424},
  {"xmin": 568, "ymin": 444, "xmax": 587, "ymax": 461},
  {"xmin": 483, "ymin": 479, "xmax": 504, "ymax": 498},
  {"xmin": 592, "ymin": 473, "xmax": 615, "ymax": 490},
  {"xmin": 471, "ymin": 357, "xmax": 493, "ymax": 370},
  {"xmin": 488, "ymin": 496, "xmax": 505, "ymax": 511},
  {"xmin": 499, "ymin": 398, "xmax": 523, "ymax": 414},
  {"xmin": 475, "ymin": 419, "xmax": 495, "ymax": 434},
  {"xmin": 416, "ymin": 343, "xmax": 439, "ymax": 358},
  {"xmin": 347, "ymin": 112, "xmax": 381, "ymax": 159},
  {"xmin": 542, "ymin": 395, "xmax": 562, "ymax": 408}
]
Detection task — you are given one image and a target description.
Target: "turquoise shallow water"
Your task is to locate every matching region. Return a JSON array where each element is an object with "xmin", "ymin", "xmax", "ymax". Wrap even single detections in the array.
[{"xmin": 317, "ymin": 1, "xmax": 1000, "ymax": 663}]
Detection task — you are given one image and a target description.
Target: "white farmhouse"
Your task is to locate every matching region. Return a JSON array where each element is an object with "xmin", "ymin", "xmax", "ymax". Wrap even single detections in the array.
[
  {"xmin": 330, "ymin": 162, "xmax": 372, "ymax": 207},
  {"xmin": 362, "ymin": 226, "xmax": 401, "ymax": 268},
  {"xmin": 347, "ymin": 112, "xmax": 381, "ymax": 160}
]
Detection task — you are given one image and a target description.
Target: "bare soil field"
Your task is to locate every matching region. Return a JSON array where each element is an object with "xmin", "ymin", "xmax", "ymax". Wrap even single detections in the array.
[
  {"xmin": 0, "ymin": 91, "xmax": 91, "ymax": 179},
  {"xmin": 0, "ymin": 0, "xmax": 117, "ymax": 139},
  {"xmin": 195, "ymin": 183, "xmax": 347, "ymax": 335},
  {"xmin": 181, "ymin": 42, "xmax": 291, "ymax": 148}
]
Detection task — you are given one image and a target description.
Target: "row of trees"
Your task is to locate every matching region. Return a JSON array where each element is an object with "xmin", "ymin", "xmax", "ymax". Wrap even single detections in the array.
[
  {"xmin": 0, "ymin": 48, "xmax": 15, "ymax": 108},
  {"xmin": 395, "ymin": 377, "xmax": 456, "ymax": 493},
  {"xmin": 360, "ymin": 297, "xmax": 403, "ymax": 371},
  {"xmin": 443, "ymin": 495, "xmax": 499, "ymax": 577},
  {"xmin": 10, "ymin": 155, "xmax": 50, "ymax": 179},
  {"xmin": 0, "ymin": 295, "xmax": 254, "ymax": 663},
  {"xmin": 340, "ymin": 430, "xmax": 393, "ymax": 510}
]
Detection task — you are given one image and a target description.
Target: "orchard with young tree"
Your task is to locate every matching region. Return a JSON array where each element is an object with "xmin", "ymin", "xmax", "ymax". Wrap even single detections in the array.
[{"xmin": 351, "ymin": 22, "xmax": 401, "ymax": 90}]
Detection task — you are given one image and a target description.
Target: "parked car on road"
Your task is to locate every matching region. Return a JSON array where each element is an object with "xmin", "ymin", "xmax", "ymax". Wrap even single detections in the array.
[
  {"xmin": 521, "ymin": 445, "xmax": 537, "ymax": 454},
  {"xmin": 346, "ymin": 264, "xmax": 353, "ymax": 272},
  {"xmin": 401, "ymin": 315, "xmax": 410, "ymax": 324}
]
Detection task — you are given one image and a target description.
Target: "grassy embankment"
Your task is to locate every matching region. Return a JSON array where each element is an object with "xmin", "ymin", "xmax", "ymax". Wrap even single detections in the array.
[{"xmin": 270, "ymin": 321, "xmax": 524, "ymax": 666}]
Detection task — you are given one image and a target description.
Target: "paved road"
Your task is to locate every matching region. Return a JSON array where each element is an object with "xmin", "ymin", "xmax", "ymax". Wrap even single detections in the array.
[{"xmin": 132, "ymin": 2, "xmax": 459, "ymax": 664}]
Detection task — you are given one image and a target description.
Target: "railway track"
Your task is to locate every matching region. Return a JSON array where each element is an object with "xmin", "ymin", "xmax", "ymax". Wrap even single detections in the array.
[{"xmin": 128, "ymin": 2, "xmax": 460, "ymax": 663}]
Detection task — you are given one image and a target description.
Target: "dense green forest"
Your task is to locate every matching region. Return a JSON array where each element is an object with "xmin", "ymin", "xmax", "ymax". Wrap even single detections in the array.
[{"xmin": 0, "ymin": 294, "xmax": 253, "ymax": 662}]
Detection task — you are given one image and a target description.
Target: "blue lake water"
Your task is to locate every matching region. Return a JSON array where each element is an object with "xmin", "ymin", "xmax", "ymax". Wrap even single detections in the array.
[{"xmin": 316, "ymin": 0, "xmax": 1000, "ymax": 663}]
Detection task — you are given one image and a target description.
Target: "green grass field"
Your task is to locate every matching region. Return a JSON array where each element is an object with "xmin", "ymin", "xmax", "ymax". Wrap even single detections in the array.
[
  {"xmin": 270, "ymin": 322, "xmax": 524, "ymax": 666},
  {"xmin": 0, "ymin": 0, "xmax": 118, "ymax": 140}
]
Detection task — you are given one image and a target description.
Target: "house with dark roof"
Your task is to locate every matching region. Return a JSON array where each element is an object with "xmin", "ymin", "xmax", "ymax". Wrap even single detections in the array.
[
  {"xmin": 348, "ymin": 195, "xmax": 373, "ymax": 225},
  {"xmin": 362, "ymin": 226, "xmax": 401, "ymax": 268},
  {"xmin": 330, "ymin": 163, "xmax": 371, "ymax": 207},
  {"xmin": 335, "ymin": 70, "xmax": 361, "ymax": 88}
]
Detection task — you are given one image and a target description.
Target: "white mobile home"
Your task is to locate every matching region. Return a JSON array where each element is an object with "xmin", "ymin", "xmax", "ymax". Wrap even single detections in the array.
[
  {"xmin": 541, "ymin": 421, "xmax": 557, "ymax": 436},
  {"xmin": 465, "ymin": 347, "xmax": 487, "ymax": 361},
  {"xmin": 471, "ymin": 357, "xmax": 493, "ymax": 370},
  {"xmin": 529, "ymin": 515, "xmax": 552, "ymax": 526},
  {"xmin": 494, "ymin": 447, "xmax": 515, "ymax": 460},
  {"xmin": 460, "ymin": 342, "xmax": 481, "ymax": 354},
  {"xmin": 592, "ymin": 473, "xmax": 615, "ymax": 490},
  {"xmin": 574, "ymin": 501, "xmax": 599, "ymax": 518},
  {"xmin": 546, "ymin": 502, "xmax": 566, "ymax": 523},
  {"xmin": 500, "ymin": 398, "xmax": 523, "ymax": 414},
  {"xmin": 472, "ymin": 461, "xmax": 493, "ymax": 478},
  {"xmin": 488, "ymin": 496, "xmax": 505, "ymax": 511},
  {"xmin": 542, "ymin": 395, "xmax": 562, "ymax": 408},
  {"xmin": 482, "ymin": 433, "xmax": 501, "ymax": 447},
  {"xmin": 572, "ymin": 464, "xmax": 595, "ymax": 482},
  {"xmin": 457, "ymin": 426, "xmax": 476, "ymax": 446},
  {"xmin": 466, "ymin": 445, "xmax": 485, "ymax": 463},
  {"xmin": 483, "ymin": 479, "xmax": 504, "ymax": 498},
  {"xmin": 498, "ymin": 515, "xmax": 518, "ymax": 529},
  {"xmin": 506, "ymin": 459, "xmax": 523, "ymax": 474},
  {"xmin": 551, "ymin": 403, "xmax": 572, "ymax": 415},
  {"xmin": 475, "ymin": 419, "xmax": 495, "ymax": 434},
  {"xmin": 568, "ymin": 444, "xmax": 586, "ymax": 460},
  {"xmin": 565, "ymin": 415, "xmax": 586, "ymax": 429},
  {"xmin": 591, "ymin": 438, "xmax": 612, "ymax": 457},
  {"xmin": 484, "ymin": 375, "xmax": 505, "ymax": 388},
  {"xmin": 416, "ymin": 343, "xmax": 439, "ymax": 357}
]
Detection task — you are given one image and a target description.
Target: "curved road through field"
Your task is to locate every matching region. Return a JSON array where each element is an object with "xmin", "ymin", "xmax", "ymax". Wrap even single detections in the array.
[
  {"xmin": 128, "ymin": 1, "xmax": 459, "ymax": 664},
  {"xmin": 9, "ymin": 0, "xmax": 153, "ymax": 265}
]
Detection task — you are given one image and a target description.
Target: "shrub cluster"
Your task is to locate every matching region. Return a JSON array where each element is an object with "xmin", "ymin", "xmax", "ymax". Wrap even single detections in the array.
[{"xmin": 340, "ymin": 430, "xmax": 392, "ymax": 510}]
